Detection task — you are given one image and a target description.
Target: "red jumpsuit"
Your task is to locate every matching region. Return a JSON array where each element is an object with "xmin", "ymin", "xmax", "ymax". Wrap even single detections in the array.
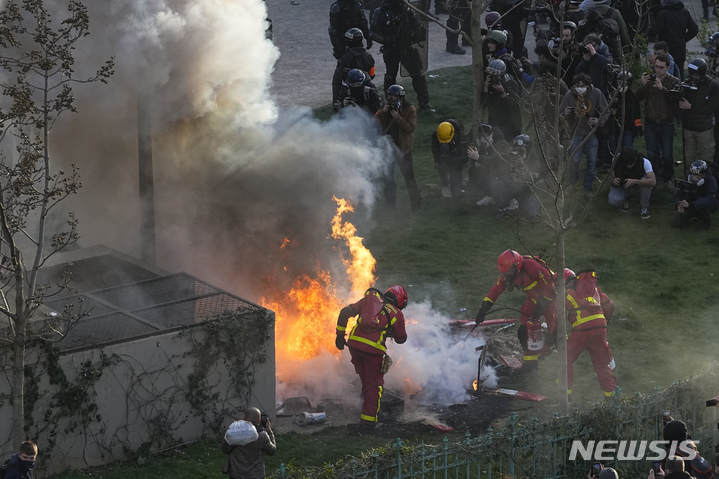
[
  {"xmin": 484, "ymin": 256, "xmax": 556, "ymax": 362},
  {"xmin": 336, "ymin": 289, "xmax": 407, "ymax": 424},
  {"xmin": 565, "ymin": 271, "xmax": 618, "ymax": 397}
]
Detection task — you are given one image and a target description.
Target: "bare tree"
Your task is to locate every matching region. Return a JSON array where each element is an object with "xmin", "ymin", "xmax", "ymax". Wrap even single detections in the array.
[{"xmin": 0, "ymin": 0, "xmax": 113, "ymax": 446}]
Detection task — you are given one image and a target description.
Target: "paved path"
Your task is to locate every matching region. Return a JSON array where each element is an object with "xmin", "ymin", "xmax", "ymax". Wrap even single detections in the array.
[
  {"xmin": 265, "ymin": 0, "xmax": 709, "ymax": 110},
  {"xmin": 265, "ymin": 0, "xmax": 473, "ymax": 108}
]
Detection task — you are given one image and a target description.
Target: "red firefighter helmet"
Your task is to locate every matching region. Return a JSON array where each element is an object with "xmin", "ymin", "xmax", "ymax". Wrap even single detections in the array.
[
  {"xmin": 497, "ymin": 250, "xmax": 522, "ymax": 276},
  {"xmin": 564, "ymin": 268, "xmax": 576, "ymax": 285},
  {"xmin": 385, "ymin": 285, "xmax": 408, "ymax": 310}
]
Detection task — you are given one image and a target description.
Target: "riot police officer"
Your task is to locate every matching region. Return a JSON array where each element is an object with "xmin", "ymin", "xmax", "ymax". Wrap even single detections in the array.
[
  {"xmin": 370, "ymin": 0, "xmax": 434, "ymax": 111},
  {"xmin": 329, "ymin": 0, "xmax": 372, "ymax": 61}
]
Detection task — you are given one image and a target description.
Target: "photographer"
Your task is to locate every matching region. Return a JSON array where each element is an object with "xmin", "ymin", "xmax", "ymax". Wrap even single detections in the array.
[
  {"xmin": 637, "ymin": 53, "xmax": 681, "ymax": 190},
  {"xmin": 574, "ymin": 34, "xmax": 614, "ymax": 97},
  {"xmin": 221, "ymin": 407, "xmax": 276, "ymax": 479},
  {"xmin": 559, "ymin": 73, "xmax": 609, "ymax": 198},
  {"xmin": 337, "ymin": 69, "xmax": 381, "ymax": 115},
  {"xmin": 662, "ymin": 420, "xmax": 714, "ymax": 479},
  {"xmin": 431, "ymin": 120, "xmax": 469, "ymax": 199},
  {"xmin": 679, "ymin": 58, "xmax": 719, "ymax": 166},
  {"xmin": 672, "ymin": 160, "xmax": 718, "ymax": 229},
  {"xmin": 608, "ymin": 146, "xmax": 656, "ymax": 219},
  {"xmin": 481, "ymin": 58, "xmax": 522, "ymax": 140}
]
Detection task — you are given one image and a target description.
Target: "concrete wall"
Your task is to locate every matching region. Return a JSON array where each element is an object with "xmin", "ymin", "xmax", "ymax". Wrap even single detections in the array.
[{"xmin": 0, "ymin": 313, "xmax": 275, "ymax": 476}]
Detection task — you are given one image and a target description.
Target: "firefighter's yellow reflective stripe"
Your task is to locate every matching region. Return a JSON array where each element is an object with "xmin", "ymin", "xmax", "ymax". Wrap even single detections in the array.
[
  {"xmin": 567, "ymin": 293, "xmax": 604, "ymax": 327},
  {"xmin": 348, "ymin": 334, "xmax": 387, "ymax": 352},
  {"xmin": 375, "ymin": 386, "xmax": 383, "ymax": 416},
  {"xmin": 361, "ymin": 414, "xmax": 377, "ymax": 422},
  {"xmin": 521, "ymin": 281, "xmax": 538, "ymax": 291},
  {"xmin": 567, "ymin": 389, "xmax": 573, "ymax": 395},
  {"xmin": 336, "ymin": 325, "xmax": 346, "ymax": 332},
  {"xmin": 483, "ymin": 297, "xmax": 495, "ymax": 303},
  {"xmin": 573, "ymin": 314, "xmax": 604, "ymax": 327},
  {"xmin": 524, "ymin": 355, "xmax": 538, "ymax": 361},
  {"xmin": 567, "ymin": 293, "xmax": 580, "ymax": 310},
  {"xmin": 389, "ymin": 316, "xmax": 397, "ymax": 325},
  {"xmin": 604, "ymin": 390, "xmax": 616, "ymax": 397}
]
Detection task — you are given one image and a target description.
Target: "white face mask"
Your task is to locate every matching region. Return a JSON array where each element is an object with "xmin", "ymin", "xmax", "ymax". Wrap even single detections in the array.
[{"xmin": 575, "ymin": 86, "xmax": 587, "ymax": 95}]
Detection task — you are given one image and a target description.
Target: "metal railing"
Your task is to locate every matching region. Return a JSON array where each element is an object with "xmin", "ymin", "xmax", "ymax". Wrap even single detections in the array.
[{"xmin": 273, "ymin": 365, "xmax": 719, "ymax": 479}]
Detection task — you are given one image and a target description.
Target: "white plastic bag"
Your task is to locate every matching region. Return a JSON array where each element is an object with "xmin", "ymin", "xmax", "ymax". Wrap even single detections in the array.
[{"xmin": 224, "ymin": 420, "xmax": 259, "ymax": 446}]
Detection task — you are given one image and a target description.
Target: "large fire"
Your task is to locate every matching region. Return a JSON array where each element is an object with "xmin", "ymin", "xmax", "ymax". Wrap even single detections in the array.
[{"xmin": 260, "ymin": 197, "xmax": 376, "ymax": 379}]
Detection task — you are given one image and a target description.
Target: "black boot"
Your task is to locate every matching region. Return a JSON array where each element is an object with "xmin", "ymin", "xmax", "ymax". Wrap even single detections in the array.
[
  {"xmin": 412, "ymin": 75, "xmax": 434, "ymax": 112},
  {"xmin": 445, "ymin": 44, "xmax": 466, "ymax": 54}
]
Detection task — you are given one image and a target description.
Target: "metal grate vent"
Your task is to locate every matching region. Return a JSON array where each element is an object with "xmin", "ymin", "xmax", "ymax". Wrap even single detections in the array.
[{"xmin": 46, "ymin": 273, "xmax": 263, "ymax": 352}]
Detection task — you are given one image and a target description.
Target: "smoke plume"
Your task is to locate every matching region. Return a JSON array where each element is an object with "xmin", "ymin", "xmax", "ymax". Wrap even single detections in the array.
[{"xmin": 31, "ymin": 0, "xmax": 487, "ymax": 407}]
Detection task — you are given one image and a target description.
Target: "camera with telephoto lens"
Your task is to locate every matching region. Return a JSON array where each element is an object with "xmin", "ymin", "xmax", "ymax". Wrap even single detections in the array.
[
  {"xmin": 387, "ymin": 103, "xmax": 396, "ymax": 111},
  {"xmin": 676, "ymin": 178, "xmax": 698, "ymax": 195},
  {"xmin": 579, "ymin": 44, "xmax": 590, "ymax": 55},
  {"xmin": 260, "ymin": 412, "xmax": 269, "ymax": 428}
]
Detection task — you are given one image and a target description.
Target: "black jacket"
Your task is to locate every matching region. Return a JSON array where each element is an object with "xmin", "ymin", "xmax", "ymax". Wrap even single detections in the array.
[
  {"xmin": 647, "ymin": 0, "xmax": 698, "ymax": 53},
  {"xmin": 681, "ymin": 77, "xmax": 719, "ymax": 132},
  {"xmin": 332, "ymin": 48, "xmax": 376, "ymax": 103},
  {"xmin": 329, "ymin": 0, "xmax": 370, "ymax": 59},
  {"xmin": 431, "ymin": 119, "xmax": 468, "ymax": 170}
]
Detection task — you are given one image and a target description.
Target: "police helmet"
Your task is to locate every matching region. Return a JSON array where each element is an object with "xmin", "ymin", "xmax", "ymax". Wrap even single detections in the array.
[
  {"xmin": 486, "ymin": 58, "xmax": 506, "ymax": 76},
  {"xmin": 709, "ymin": 32, "xmax": 719, "ymax": 46},
  {"xmin": 512, "ymin": 134, "xmax": 531, "ymax": 150},
  {"xmin": 487, "ymin": 30, "xmax": 507, "ymax": 49},
  {"xmin": 386, "ymin": 84, "xmax": 406, "ymax": 98},
  {"xmin": 485, "ymin": 11, "xmax": 502, "ymax": 30},
  {"xmin": 688, "ymin": 58, "xmax": 708, "ymax": 77},
  {"xmin": 347, "ymin": 69, "xmax": 366, "ymax": 87},
  {"xmin": 563, "ymin": 21, "xmax": 577, "ymax": 32},
  {"xmin": 345, "ymin": 27, "xmax": 364, "ymax": 45}
]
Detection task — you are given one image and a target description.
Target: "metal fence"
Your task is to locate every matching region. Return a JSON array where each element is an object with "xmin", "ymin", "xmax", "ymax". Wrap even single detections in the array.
[{"xmin": 274, "ymin": 365, "xmax": 719, "ymax": 479}]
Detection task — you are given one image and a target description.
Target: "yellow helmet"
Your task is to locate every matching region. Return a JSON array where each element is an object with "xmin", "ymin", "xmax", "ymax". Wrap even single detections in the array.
[{"xmin": 437, "ymin": 122, "xmax": 455, "ymax": 143}]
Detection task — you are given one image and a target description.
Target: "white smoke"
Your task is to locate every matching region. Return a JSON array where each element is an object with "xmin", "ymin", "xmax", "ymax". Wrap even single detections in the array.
[
  {"xmin": 277, "ymin": 300, "xmax": 488, "ymax": 407},
  {"xmin": 19, "ymin": 0, "xmax": 497, "ymax": 410}
]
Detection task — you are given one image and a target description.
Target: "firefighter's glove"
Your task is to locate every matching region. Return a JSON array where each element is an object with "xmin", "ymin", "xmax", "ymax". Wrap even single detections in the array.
[
  {"xmin": 538, "ymin": 344, "xmax": 552, "ymax": 360},
  {"xmin": 335, "ymin": 334, "xmax": 346, "ymax": 351},
  {"xmin": 475, "ymin": 300, "xmax": 492, "ymax": 325},
  {"xmin": 380, "ymin": 354, "xmax": 393, "ymax": 374}
]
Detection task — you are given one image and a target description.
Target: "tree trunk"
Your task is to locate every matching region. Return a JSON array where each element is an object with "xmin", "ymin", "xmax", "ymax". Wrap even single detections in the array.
[
  {"xmin": 11, "ymin": 314, "xmax": 25, "ymax": 444},
  {"xmin": 471, "ymin": 0, "xmax": 485, "ymax": 137},
  {"xmin": 556, "ymin": 231, "xmax": 568, "ymax": 415}
]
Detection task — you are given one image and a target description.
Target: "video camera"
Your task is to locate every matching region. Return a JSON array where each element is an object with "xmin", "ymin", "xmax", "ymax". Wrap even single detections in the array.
[
  {"xmin": 668, "ymin": 82, "xmax": 697, "ymax": 101},
  {"xmin": 675, "ymin": 178, "xmax": 698, "ymax": 195},
  {"xmin": 260, "ymin": 412, "xmax": 269, "ymax": 428}
]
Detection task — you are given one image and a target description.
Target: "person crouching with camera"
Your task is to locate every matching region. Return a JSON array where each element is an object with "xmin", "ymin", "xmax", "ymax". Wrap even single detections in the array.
[
  {"xmin": 672, "ymin": 160, "xmax": 718, "ymax": 229},
  {"xmin": 608, "ymin": 147, "xmax": 657, "ymax": 220},
  {"xmin": 221, "ymin": 407, "xmax": 276, "ymax": 479}
]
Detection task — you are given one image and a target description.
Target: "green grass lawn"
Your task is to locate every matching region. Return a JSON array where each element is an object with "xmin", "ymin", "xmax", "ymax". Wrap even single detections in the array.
[{"xmin": 52, "ymin": 65, "xmax": 719, "ymax": 479}]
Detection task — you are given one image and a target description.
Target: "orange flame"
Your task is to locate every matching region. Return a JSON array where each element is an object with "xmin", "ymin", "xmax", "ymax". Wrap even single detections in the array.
[
  {"xmin": 473, "ymin": 380, "xmax": 478, "ymax": 391},
  {"xmin": 260, "ymin": 198, "xmax": 376, "ymax": 376},
  {"xmin": 330, "ymin": 196, "xmax": 376, "ymax": 293}
]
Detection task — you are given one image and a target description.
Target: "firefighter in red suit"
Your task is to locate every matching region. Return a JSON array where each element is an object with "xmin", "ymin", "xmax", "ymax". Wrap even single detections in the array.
[
  {"xmin": 561, "ymin": 268, "xmax": 618, "ymax": 399},
  {"xmin": 475, "ymin": 250, "xmax": 557, "ymax": 369},
  {"xmin": 335, "ymin": 285, "xmax": 408, "ymax": 431}
]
